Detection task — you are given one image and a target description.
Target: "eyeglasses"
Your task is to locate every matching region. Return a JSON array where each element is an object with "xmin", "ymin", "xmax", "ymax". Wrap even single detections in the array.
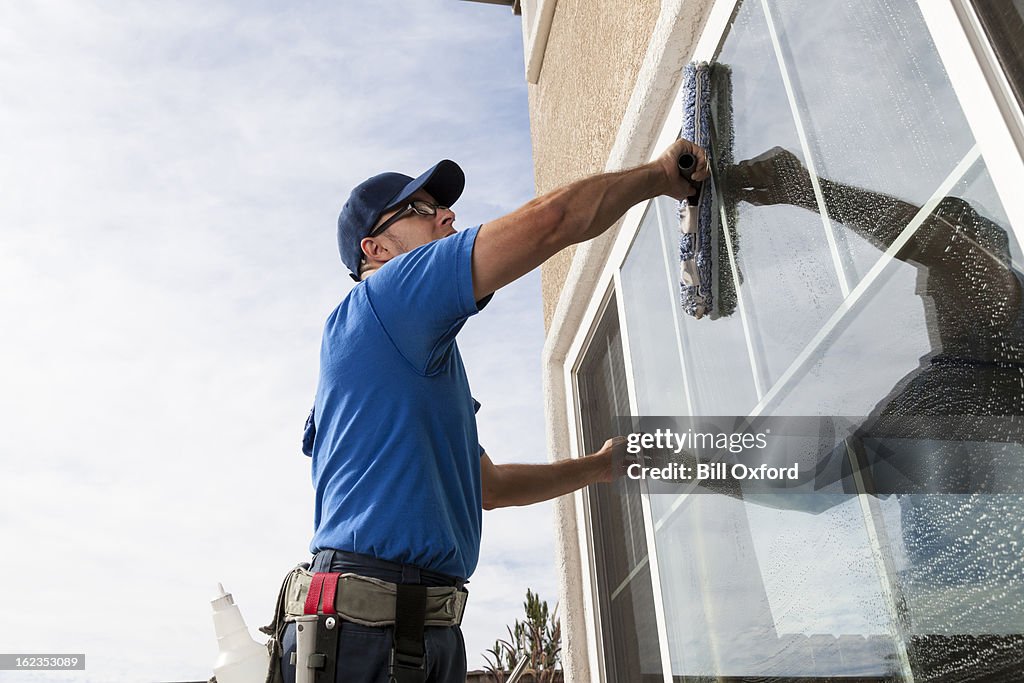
[{"xmin": 368, "ymin": 200, "xmax": 449, "ymax": 238}]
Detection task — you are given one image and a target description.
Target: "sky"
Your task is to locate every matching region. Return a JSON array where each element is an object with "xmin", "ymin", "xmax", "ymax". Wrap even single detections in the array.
[{"xmin": 0, "ymin": 1, "xmax": 556, "ymax": 680}]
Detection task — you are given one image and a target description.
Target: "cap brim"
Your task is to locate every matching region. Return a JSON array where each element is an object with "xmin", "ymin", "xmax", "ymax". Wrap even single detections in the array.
[{"xmin": 384, "ymin": 159, "xmax": 465, "ymax": 212}]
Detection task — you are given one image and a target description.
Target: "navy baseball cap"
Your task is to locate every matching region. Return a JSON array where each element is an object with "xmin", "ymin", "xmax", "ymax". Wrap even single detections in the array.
[{"xmin": 337, "ymin": 159, "xmax": 465, "ymax": 280}]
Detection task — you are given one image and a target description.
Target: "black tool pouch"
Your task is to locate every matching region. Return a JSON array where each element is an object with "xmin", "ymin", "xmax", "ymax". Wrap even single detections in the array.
[
  {"xmin": 311, "ymin": 613, "xmax": 340, "ymax": 683},
  {"xmin": 291, "ymin": 613, "xmax": 341, "ymax": 683}
]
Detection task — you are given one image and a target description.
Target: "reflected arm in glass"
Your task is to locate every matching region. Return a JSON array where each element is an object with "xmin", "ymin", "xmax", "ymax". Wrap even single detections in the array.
[
  {"xmin": 726, "ymin": 146, "xmax": 917, "ymax": 248},
  {"xmin": 726, "ymin": 147, "xmax": 1023, "ymax": 355}
]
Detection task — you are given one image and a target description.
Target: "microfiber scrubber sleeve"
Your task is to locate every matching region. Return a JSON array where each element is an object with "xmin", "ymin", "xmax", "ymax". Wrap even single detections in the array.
[{"xmin": 678, "ymin": 61, "xmax": 715, "ymax": 319}]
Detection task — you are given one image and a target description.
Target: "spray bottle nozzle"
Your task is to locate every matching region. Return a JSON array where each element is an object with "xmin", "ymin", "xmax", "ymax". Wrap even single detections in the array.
[{"xmin": 211, "ymin": 582, "xmax": 235, "ymax": 611}]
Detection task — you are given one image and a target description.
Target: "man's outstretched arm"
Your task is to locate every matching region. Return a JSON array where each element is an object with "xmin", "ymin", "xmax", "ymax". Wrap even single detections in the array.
[
  {"xmin": 480, "ymin": 437, "xmax": 625, "ymax": 510},
  {"xmin": 471, "ymin": 139, "xmax": 708, "ymax": 301}
]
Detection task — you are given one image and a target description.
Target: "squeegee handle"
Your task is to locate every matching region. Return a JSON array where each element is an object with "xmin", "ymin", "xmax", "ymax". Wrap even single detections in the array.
[
  {"xmin": 677, "ymin": 152, "xmax": 701, "ymax": 206},
  {"xmin": 677, "ymin": 153, "xmax": 696, "ymax": 178}
]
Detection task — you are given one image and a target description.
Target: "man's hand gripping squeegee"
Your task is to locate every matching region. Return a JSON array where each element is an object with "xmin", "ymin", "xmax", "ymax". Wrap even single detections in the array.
[
  {"xmin": 678, "ymin": 153, "xmax": 701, "ymax": 206},
  {"xmin": 677, "ymin": 152, "xmax": 703, "ymax": 241}
]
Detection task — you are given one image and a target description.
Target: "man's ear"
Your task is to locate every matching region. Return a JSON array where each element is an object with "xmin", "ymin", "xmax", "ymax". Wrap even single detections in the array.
[{"xmin": 360, "ymin": 236, "xmax": 392, "ymax": 264}]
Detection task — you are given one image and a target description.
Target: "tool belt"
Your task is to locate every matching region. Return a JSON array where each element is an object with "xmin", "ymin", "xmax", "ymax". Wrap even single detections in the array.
[
  {"xmin": 261, "ymin": 563, "xmax": 468, "ymax": 683},
  {"xmin": 282, "ymin": 566, "xmax": 468, "ymax": 627}
]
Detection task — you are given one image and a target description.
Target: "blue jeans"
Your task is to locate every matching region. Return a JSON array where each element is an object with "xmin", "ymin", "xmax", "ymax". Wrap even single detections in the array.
[{"xmin": 279, "ymin": 549, "xmax": 468, "ymax": 683}]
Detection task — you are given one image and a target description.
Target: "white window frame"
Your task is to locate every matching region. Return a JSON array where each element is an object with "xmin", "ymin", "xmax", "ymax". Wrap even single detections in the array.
[{"xmin": 564, "ymin": 282, "xmax": 614, "ymax": 683}]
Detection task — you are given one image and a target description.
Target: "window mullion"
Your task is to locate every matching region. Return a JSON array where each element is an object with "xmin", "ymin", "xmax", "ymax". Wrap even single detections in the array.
[{"xmin": 758, "ymin": 0, "xmax": 854, "ymax": 298}]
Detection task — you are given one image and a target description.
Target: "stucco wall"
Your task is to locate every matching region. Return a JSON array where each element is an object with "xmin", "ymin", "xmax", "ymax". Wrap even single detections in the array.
[{"xmin": 528, "ymin": 0, "xmax": 662, "ymax": 331}]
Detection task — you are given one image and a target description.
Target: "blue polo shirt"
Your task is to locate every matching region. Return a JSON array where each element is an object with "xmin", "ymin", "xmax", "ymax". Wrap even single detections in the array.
[{"xmin": 308, "ymin": 225, "xmax": 489, "ymax": 579}]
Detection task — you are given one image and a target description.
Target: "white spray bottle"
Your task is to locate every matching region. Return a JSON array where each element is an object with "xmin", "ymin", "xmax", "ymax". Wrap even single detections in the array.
[{"xmin": 211, "ymin": 582, "xmax": 270, "ymax": 683}]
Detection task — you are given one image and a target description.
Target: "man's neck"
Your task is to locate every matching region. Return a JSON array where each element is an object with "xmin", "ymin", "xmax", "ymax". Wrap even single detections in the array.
[{"xmin": 359, "ymin": 264, "xmax": 382, "ymax": 280}]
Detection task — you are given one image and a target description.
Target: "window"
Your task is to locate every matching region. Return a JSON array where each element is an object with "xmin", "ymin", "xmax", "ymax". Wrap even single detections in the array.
[
  {"xmin": 622, "ymin": 203, "xmax": 906, "ymax": 680},
  {"xmin": 567, "ymin": 0, "xmax": 1024, "ymax": 679}
]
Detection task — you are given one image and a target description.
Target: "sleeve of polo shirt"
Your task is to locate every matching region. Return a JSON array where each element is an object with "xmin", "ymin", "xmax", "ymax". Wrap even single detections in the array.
[{"xmin": 364, "ymin": 225, "xmax": 489, "ymax": 375}]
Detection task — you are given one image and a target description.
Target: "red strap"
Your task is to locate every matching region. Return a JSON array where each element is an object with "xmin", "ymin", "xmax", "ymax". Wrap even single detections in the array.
[
  {"xmin": 319, "ymin": 573, "xmax": 341, "ymax": 615},
  {"xmin": 304, "ymin": 572, "xmax": 342, "ymax": 615},
  {"xmin": 304, "ymin": 573, "xmax": 326, "ymax": 615}
]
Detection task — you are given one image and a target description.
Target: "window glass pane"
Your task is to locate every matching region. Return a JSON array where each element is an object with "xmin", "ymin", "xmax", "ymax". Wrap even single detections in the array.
[
  {"xmin": 766, "ymin": 156, "xmax": 1024, "ymax": 416},
  {"xmin": 761, "ymin": 155, "xmax": 1024, "ymax": 679},
  {"xmin": 620, "ymin": 203, "xmax": 689, "ymax": 416},
  {"xmin": 764, "ymin": 0, "xmax": 977, "ymax": 285},
  {"xmin": 626, "ymin": 0, "xmax": 1024, "ymax": 679},
  {"xmin": 765, "ymin": 255, "xmax": 929, "ymax": 416},
  {"xmin": 655, "ymin": 494, "xmax": 902, "ymax": 678},
  {"xmin": 575, "ymin": 295, "xmax": 664, "ymax": 681},
  {"xmin": 877, "ymin": 493, "xmax": 1024, "ymax": 683},
  {"xmin": 714, "ymin": 0, "xmax": 847, "ymax": 390},
  {"xmin": 655, "ymin": 197, "xmax": 759, "ymax": 414}
]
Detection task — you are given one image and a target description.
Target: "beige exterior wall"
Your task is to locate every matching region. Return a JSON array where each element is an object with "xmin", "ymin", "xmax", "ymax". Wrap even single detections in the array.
[{"xmin": 528, "ymin": 0, "xmax": 662, "ymax": 331}]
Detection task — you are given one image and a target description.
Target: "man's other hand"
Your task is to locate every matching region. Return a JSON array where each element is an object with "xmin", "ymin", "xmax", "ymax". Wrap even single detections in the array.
[{"xmin": 592, "ymin": 436, "xmax": 630, "ymax": 484}]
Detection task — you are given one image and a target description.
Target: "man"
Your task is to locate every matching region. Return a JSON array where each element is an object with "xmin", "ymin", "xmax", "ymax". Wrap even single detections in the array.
[{"xmin": 282, "ymin": 138, "xmax": 707, "ymax": 683}]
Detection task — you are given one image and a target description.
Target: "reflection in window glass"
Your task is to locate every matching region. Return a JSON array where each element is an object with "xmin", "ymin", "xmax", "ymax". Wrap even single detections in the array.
[
  {"xmin": 765, "ymin": 259, "xmax": 929, "ymax": 416},
  {"xmin": 764, "ymin": 155, "xmax": 1024, "ymax": 679},
  {"xmin": 768, "ymin": 157, "xmax": 1024, "ymax": 416},
  {"xmin": 954, "ymin": 157, "xmax": 1019, "ymax": 261}
]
